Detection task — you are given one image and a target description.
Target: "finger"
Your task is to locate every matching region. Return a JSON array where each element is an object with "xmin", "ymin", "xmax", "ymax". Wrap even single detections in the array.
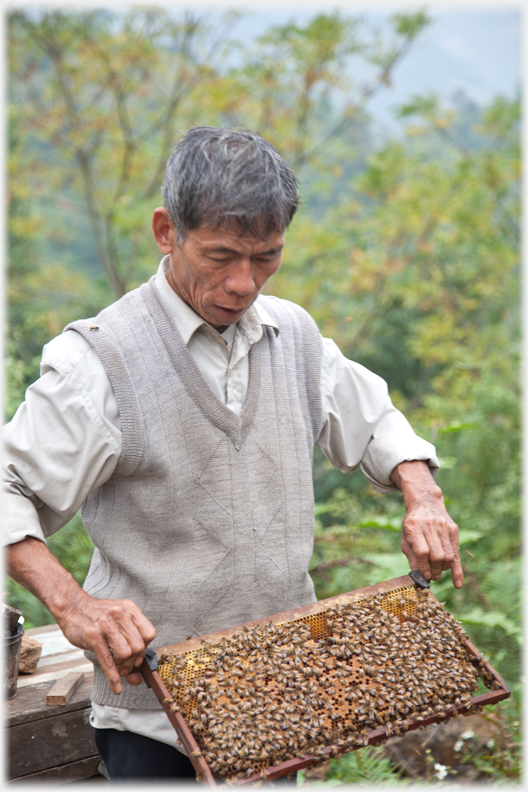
[
  {"xmin": 402, "ymin": 517, "xmax": 433, "ymax": 580},
  {"xmin": 90, "ymin": 636, "xmax": 122, "ymax": 695},
  {"xmin": 417, "ymin": 520, "xmax": 448, "ymax": 581},
  {"xmin": 116, "ymin": 618, "xmax": 151, "ymax": 661},
  {"xmin": 93, "ymin": 635, "xmax": 139, "ymax": 691},
  {"xmin": 451, "ymin": 551, "xmax": 464, "ymax": 589},
  {"xmin": 123, "ymin": 671, "xmax": 143, "ymax": 687},
  {"xmin": 401, "ymin": 534, "xmax": 431, "ymax": 580},
  {"xmin": 128, "ymin": 606, "xmax": 156, "ymax": 645},
  {"xmin": 406, "ymin": 516, "xmax": 449, "ymax": 582},
  {"xmin": 115, "ymin": 648, "xmax": 147, "ymax": 675},
  {"xmin": 449, "ymin": 521, "xmax": 463, "ymax": 587},
  {"xmin": 439, "ymin": 541, "xmax": 455, "ymax": 571},
  {"xmin": 433, "ymin": 521, "xmax": 460, "ymax": 587},
  {"xmin": 102, "ymin": 602, "xmax": 151, "ymax": 664},
  {"xmin": 428, "ymin": 540, "xmax": 446, "ymax": 581},
  {"xmin": 101, "ymin": 624, "xmax": 137, "ymax": 666},
  {"xmin": 400, "ymin": 535, "xmax": 418, "ymax": 571},
  {"xmin": 116, "ymin": 659, "xmax": 138, "ymax": 677},
  {"xmin": 439, "ymin": 521, "xmax": 458, "ymax": 571}
]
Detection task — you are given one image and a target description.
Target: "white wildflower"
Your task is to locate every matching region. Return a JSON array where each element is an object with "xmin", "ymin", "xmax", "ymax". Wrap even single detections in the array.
[
  {"xmin": 461, "ymin": 729, "xmax": 475, "ymax": 740},
  {"xmin": 486, "ymin": 738, "xmax": 495, "ymax": 749},
  {"xmin": 434, "ymin": 763, "xmax": 448, "ymax": 780},
  {"xmin": 453, "ymin": 740, "xmax": 463, "ymax": 752}
]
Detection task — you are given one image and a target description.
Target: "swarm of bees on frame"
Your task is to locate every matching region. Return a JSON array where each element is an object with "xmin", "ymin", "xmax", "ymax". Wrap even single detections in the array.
[{"xmin": 158, "ymin": 588, "xmax": 497, "ymax": 781}]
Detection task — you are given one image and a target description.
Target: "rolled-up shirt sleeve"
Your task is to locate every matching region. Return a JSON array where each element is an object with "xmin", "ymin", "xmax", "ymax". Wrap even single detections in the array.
[
  {"xmin": 2, "ymin": 332, "xmax": 122, "ymax": 546},
  {"xmin": 316, "ymin": 336, "xmax": 439, "ymax": 493}
]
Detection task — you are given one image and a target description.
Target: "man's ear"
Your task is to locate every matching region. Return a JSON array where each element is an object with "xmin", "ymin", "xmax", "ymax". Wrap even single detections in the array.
[{"xmin": 152, "ymin": 208, "xmax": 175, "ymax": 254}]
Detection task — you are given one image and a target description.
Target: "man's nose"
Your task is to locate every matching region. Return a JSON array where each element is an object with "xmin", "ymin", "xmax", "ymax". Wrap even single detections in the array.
[{"xmin": 224, "ymin": 260, "xmax": 255, "ymax": 295}]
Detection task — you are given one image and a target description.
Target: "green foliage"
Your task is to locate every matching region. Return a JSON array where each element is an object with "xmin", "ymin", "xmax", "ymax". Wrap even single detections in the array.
[
  {"xmin": 5, "ymin": 581, "xmax": 54, "ymax": 630},
  {"xmin": 397, "ymin": 91, "xmax": 440, "ymax": 119},
  {"xmin": 46, "ymin": 513, "xmax": 95, "ymax": 587},
  {"xmin": 463, "ymin": 747, "xmax": 521, "ymax": 783},
  {"xmin": 391, "ymin": 11, "xmax": 430, "ymax": 40},
  {"xmin": 325, "ymin": 745, "xmax": 408, "ymax": 785},
  {"xmin": 302, "ymin": 95, "xmax": 521, "ymax": 714},
  {"xmin": 8, "ymin": 7, "xmax": 241, "ymax": 299},
  {"xmin": 230, "ymin": 10, "xmax": 429, "ymax": 173},
  {"xmin": 458, "ymin": 702, "xmax": 522, "ymax": 782},
  {"xmin": 4, "ymin": 340, "xmax": 38, "ymax": 422},
  {"xmin": 6, "ymin": 9, "xmax": 521, "ymax": 784},
  {"xmin": 459, "ymin": 606, "xmax": 520, "ymax": 638},
  {"xmin": 297, "ymin": 746, "xmax": 409, "ymax": 786},
  {"xmin": 8, "ymin": 105, "xmax": 101, "ymax": 398},
  {"xmin": 5, "ymin": 514, "xmax": 94, "ymax": 629}
]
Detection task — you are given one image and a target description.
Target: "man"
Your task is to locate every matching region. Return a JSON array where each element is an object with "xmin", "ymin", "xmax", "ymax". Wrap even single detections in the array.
[{"xmin": 4, "ymin": 127, "xmax": 461, "ymax": 780}]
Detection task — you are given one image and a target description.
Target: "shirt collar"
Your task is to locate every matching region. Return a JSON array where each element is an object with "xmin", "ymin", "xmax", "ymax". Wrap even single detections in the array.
[{"xmin": 154, "ymin": 256, "xmax": 279, "ymax": 346}]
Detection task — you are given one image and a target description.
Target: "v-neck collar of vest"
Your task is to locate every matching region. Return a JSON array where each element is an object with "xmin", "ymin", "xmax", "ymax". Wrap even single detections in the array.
[{"xmin": 143, "ymin": 280, "xmax": 262, "ymax": 450}]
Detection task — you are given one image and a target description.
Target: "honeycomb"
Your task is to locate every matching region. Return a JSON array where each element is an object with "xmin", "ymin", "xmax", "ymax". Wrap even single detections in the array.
[{"xmin": 158, "ymin": 586, "xmax": 497, "ymax": 781}]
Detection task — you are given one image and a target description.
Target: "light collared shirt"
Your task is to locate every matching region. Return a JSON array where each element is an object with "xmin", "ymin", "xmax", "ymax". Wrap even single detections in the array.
[{"xmin": 3, "ymin": 256, "xmax": 439, "ymax": 746}]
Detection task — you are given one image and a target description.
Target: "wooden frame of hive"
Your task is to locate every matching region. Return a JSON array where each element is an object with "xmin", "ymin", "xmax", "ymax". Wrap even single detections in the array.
[{"xmin": 140, "ymin": 574, "xmax": 510, "ymax": 786}]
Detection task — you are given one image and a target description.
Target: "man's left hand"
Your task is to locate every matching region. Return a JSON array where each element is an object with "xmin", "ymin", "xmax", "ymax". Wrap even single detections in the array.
[{"xmin": 390, "ymin": 461, "xmax": 463, "ymax": 588}]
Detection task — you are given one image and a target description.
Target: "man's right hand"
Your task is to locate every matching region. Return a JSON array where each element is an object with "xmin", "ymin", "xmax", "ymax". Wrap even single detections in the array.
[
  {"xmin": 57, "ymin": 590, "xmax": 156, "ymax": 694},
  {"xmin": 7, "ymin": 537, "xmax": 156, "ymax": 695}
]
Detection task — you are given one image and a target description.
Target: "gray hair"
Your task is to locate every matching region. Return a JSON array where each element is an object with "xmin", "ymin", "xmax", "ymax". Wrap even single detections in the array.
[{"xmin": 161, "ymin": 127, "xmax": 299, "ymax": 242}]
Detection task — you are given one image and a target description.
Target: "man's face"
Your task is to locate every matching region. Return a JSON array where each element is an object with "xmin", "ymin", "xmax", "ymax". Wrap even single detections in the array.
[{"xmin": 154, "ymin": 211, "xmax": 284, "ymax": 329}]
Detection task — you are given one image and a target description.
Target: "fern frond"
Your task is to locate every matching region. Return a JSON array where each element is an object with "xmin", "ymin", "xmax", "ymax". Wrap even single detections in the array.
[{"xmin": 326, "ymin": 746, "xmax": 409, "ymax": 786}]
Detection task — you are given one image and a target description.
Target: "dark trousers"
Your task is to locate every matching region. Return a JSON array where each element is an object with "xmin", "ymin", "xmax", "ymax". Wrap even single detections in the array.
[
  {"xmin": 94, "ymin": 728, "xmax": 296, "ymax": 784},
  {"xmin": 94, "ymin": 728, "xmax": 198, "ymax": 781}
]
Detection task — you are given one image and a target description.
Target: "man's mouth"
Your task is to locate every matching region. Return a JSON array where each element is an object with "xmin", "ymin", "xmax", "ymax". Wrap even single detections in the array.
[{"xmin": 215, "ymin": 305, "xmax": 247, "ymax": 319}]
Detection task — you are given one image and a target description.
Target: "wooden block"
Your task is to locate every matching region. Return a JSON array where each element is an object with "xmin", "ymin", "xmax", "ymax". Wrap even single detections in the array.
[
  {"xmin": 46, "ymin": 672, "xmax": 84, "ymax": 706},
  {"xmin": 6, "ymin": 673, "xmax": 94, "ymax": 728},
  {"xmin": 17, "ymin": 662, "xmax": 93, "ymax": 689},
  {"xmin": 18, "ymin": 635, "xmax": 43, "ymax": 674}
]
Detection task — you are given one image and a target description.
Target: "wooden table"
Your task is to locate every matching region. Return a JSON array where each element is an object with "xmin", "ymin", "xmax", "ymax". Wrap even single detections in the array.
[{"xmin": 5, "ymin": 624, "xmax": 106, "ymax": 784}]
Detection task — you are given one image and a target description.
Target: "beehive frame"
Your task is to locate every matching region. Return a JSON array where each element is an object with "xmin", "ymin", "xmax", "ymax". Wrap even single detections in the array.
[{"xmin": 140, "ymin": 574, "xmax": 510, "ymax": 786}]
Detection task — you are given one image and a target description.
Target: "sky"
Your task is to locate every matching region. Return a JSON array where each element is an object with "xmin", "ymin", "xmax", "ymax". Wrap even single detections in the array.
[
  {"xmin": 7, "ymin": 2, "xmax": 521, "ymax": 118},
  {"xmin": 227, "ymin": 5, "xmax": 521, "ymax": 132}
]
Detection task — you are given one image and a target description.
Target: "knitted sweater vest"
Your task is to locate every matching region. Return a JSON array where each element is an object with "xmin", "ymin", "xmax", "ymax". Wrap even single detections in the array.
[{"xmin": 65, "ymin": 278, "xmax": 325, "ymax": 709}]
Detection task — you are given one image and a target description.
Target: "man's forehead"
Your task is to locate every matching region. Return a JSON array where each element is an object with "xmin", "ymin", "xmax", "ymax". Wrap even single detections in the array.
[{"xmin": 189, "ymin": 223, "xmax": 284, "ymax": 249}]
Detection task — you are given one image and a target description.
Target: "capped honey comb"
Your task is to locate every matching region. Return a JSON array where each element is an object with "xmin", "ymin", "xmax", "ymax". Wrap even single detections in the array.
[{"xmin": 157, "ymin": 585, "xmax": 502, "ymax": 782}]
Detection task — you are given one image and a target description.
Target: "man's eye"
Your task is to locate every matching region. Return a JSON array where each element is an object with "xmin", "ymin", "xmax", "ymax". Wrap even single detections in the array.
[{"xmin": 256, "ymin": 256, "xmax": 279, "ymax": 266}]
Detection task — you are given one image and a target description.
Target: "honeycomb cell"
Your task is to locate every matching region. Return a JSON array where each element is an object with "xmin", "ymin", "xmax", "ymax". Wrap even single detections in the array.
[{"xmin": 156, "ymin": 585, "xmax": 493, "ymax": 783}]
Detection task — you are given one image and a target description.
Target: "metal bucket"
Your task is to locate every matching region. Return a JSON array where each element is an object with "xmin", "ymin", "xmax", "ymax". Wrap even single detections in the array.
[{"xmin": 4, "ymin": 622, "xmax": 24, "ymax": 699}]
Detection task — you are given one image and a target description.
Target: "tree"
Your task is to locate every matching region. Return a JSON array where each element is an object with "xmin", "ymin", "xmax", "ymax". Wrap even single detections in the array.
[
  {"xmin": 8, "ymin": 7, "xmax": 242, "ymax": 299},
  {"xmin": 6, "ymin": 8, "xmax": 521, "ymax": 779},
  {"xmin": 228, "ymin": 10, "xmax": 430, "ymax": 171},
  {"xmin": 289, "ymin": 93, "xmax": 521, "ymax": 703},
  {"xmin": 7, "ymin": 6, "xmax": 431, "ymax": 406},
  {"xmin": 8, "ymin": 7, "xmax": 430, "ymax": 295}
]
